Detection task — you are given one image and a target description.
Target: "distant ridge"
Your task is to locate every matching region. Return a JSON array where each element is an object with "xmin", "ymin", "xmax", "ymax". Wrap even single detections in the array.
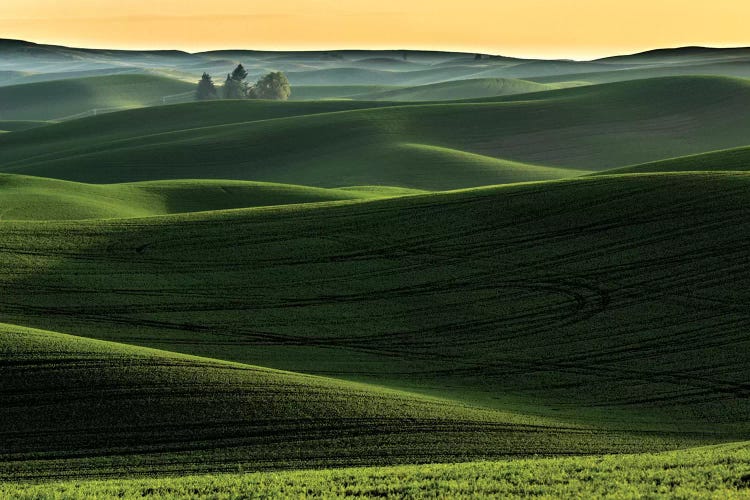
[
  {"xmin": 0, "ymin": 38, "xmax": 196, "ymax": 58},
  {"xmin": 3, "ymin": 37, "xmax": 748, "ymax": 62},
  {"xmin": 597, "ymin": 45, "xmax": 750, "ymax": 62}
]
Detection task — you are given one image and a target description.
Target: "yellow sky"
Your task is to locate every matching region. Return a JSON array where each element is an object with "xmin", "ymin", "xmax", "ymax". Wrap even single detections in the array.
[{"xmin": 1, "ymin": 0, "xmax": 748, "ymax": 59}]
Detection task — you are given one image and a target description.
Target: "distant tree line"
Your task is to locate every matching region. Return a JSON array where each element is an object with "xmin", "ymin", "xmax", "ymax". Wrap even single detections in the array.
[{"xmin": 196, "ymin": 65, "xmax": 291, "ymax": 101}]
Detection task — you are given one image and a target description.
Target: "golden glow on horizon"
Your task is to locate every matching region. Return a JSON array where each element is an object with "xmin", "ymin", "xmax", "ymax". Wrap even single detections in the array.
[{"xmin": 1, "ymin": 0, "xmax": 748, "ymax": 59}]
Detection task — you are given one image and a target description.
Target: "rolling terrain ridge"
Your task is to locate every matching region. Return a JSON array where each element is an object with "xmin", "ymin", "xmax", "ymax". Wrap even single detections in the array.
[
  {"xmin": 3, "ymin": 41, "xmax": 750, "ymax": 495},
  {"xmin": 2, "ymin": 76, "xmax": 750, "ymax": 188},
  {"xmin": 1, "ymin": 173, "xmax": 750, "ymax": 480},
  {"xmin": 1, "ymin": 322, "xmax": 701, "ymax": 480},
  {"xmin": 0, "ymin": 74, "xmax": 195, "ymax": 121},
  {"xmin": 0, "ymin": 174, "xmax": 421, "ymax": 220}
]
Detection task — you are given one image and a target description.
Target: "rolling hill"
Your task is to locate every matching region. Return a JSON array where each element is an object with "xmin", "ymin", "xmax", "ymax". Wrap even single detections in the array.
[
  {"xmin": 1, "ymin": 321, "xmax": 701, "ymax": 481},
  {"xmin": 289, "ymin": 85, "xmax": 404, "ymax": 100},
  {"xmin": 0, "ymin": 174, "xmax": 418, "ymax": 220},
  {"xmin": 2, "ymin": 172, "xmax": 750, "ymax": 437},
  {"xmin": 3, "ymin": 38, "xmax": 750, "ymax": 97},
  {"xmin": 0, "ymin": 98, "xmax": 403, "ymax": 164},
  {"xmin": 0, "ymin": 120, "xmax": 48, "ymax": 132},
  {"xmin": 284, "ymin": 67, "xmax": 413, "ymax": 86},
  {"xmin": 0, "ymin": 74, "xmax": 195, "ymax": 121},
  {"xmin": 530, "ymin": 60, "xmax": 750, "ymax": 86},
  {"xmin": 5, "ymin": 39, "xmax": 750, "ymax": 495},
  {"xmin": 4, "ymin": 173, "xmax": 750, "ymax": 479},
  {"xmin": 602, "ymin": 145, "xmax": 750, "ymax": 174},
  {"xmin": 356, "ymin": 78, "xmax": 573, "ymax": 101},
  {"xmin": 598, "ymin": 46, "xmax": 750, "ymax": 64},
  {"xmin": 2, "ymin": 76, "xmax": 750, "ymax": 187}
]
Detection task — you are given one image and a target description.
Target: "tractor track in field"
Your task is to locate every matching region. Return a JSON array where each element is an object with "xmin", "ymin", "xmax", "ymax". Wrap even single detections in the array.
[{"xmin": 2, "ymin": 174, "xmax": 750, "ymax": 462}]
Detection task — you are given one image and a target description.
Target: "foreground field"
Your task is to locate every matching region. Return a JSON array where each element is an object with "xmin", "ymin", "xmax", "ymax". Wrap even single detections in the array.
[
  {"xmin": 3, "ymin": 39, "xmax": 750, "ymax": 495},
  {"xmin": 3, "ymin": 442, "xmax": 749, "ymax": 499},
  {"xmin": 2, "ymin": 172, "xmax": 750, "ymax": 480},
  {"xmin": 2, "ymin": 322, "xmax": 703, "ymax": 480}
]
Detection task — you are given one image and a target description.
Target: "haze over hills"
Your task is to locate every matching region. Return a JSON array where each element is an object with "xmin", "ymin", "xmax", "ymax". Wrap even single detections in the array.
[
  {"xmin": 3, "ymin": 38, "xmax": 750, "ymax": 497},
  {"xmin": 3, "ymin": 37, "xmax": 750, "ymax": 122}
]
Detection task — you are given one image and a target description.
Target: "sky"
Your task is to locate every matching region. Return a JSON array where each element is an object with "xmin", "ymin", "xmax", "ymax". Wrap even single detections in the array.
[{"xmin": 1, "ymin": 0, "xmax": 748, "ymax": 60}]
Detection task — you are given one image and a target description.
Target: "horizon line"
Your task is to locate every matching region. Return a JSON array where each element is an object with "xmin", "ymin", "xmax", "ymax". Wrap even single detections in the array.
[{"xmin": 4, "ymin": 37, "xmax": 749, "ymax": 63}]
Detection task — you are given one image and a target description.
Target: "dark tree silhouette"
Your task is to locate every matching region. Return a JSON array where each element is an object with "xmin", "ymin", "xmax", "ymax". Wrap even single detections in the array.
[
  {"xmin": 223, "ymin": 64, "xmax": 249, "ymax": 99},
  {"xmin": 196, "ymin": 72, "xmax": 218, "ymax": 100},
  {"xmin": 230, "ymin": 64, "xmax": 248, "ymax": 82}
]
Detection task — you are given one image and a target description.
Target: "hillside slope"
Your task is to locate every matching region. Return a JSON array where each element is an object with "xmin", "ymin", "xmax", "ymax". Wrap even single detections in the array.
[
  {"xmin": 2, "ymin": 173, "xmax": 750, "ymax": 442},
  {"xmin": 357, "ymin": 78, "xmax": 569, "ymax": 101},
  {"xmin": 0, "ymin": 174, "xmax": 410, "ymax": 220},
  {"xmin": 290, "ymin": 85, "xmax": 404, "ymax": 100},
  {"xmin": 0, "ymin": 322, "xmax": 696, "ymax": 480},
  {"xmin": 2, "ymin": 77, "xmax": 750, "ymax": 187},
  {"xmin": 603, "ymin": 145, "xmax": 750, "ymax": 174},
  {"xmin": 0, "ymin": 120, "xmax": 48, "ymax": 132},
  {"xmin": 0, "ymin": 99, "xmax": 401, "ymax": 165},
  {"xmin": 0, "ymin": 74, "xmax": 194, "ymax": 121}
]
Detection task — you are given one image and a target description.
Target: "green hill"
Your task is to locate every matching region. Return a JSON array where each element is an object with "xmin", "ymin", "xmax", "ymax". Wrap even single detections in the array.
[
  {"xmin": 289, "ymin": 85, "xmax": 404, "ymax": 100},
  {"xmin": 286, "ymin": 67, "xmax": 408, "ymax": 85},
  {"xmin": 2, "ymin": 172, "xmax": 750, "ymax": 457},
  {"xmin": 598, "ymin": 46, "xmax": 750, "ymax": 64},
  {"xmin": 282, "ymin": 65, "xmax": 508, "ymax": 87},
  {"xmin": 0, "ymin": 174, "xmax": 412, "ymax": 220},
  {"xmin": 602, "ymin": 145, "xmax": 750, "ymax": 174},
  {"xmin": 0, "ymin": 74, "xmax": 195, "ymax": 121},
  {"xmin": 0, "ymin": 120, "xmax": 48, "ymax": 132},
  {"xmin": 530, "ymin": 60, "xmax": 750, "ymax": 85},
  {"xmin": 357, "ymin": 78, "xmax": 572, "ymax": 101},
  {"xmin": 0, "ymin": 69, "xmax": 29, "ymax": 86},
  {"xmin": 0, "ymin": 321, "xmax": 696, "ymax": 480},
  {"xmin": 5, "ymin": 40, "xmax": 750, "ymax": 493},
  {"xmin": 3, "ymin": 76, "xmax": 750, "ymax": 187},
  {"xmin": 0, "ymin": 99, "xmax": 401, "ymax": 165}
]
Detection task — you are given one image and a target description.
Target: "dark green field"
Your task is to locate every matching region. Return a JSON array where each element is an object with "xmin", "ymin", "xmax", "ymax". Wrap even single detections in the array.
[{"xmin": 2, "ymin": 39, "xmax": 750, "ymax": 497}]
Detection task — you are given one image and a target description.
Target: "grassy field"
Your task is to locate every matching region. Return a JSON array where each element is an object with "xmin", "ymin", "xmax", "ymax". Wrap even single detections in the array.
[
  {"xmin": 0, "ymin": 74, "xmax": 194, "ymax": 121},
  {"xmin": 603, "ymin": 145, "xmax": 750, "ymax": 174},
  {"xmin": 3, "ymin": 321, "xmax": 709, "ymax": 480},
  {"xmin": 0, "ymin": 174, "xmax": 419, "ymax": 220},
  {"xmin": 3, "ymin": 41, "xmax": 750, "ymax": 496},
  {"xmin": 530, "ymin": 60, "xmax": 750, "ymax": 86},
  {"xmin": 0, "ymin": 98, "xmax": 402, "ymax": 167},
  {"xmin": 2, "ymin": 76, "xmax": 749, "ymax": 187},
  {"xmin": 0, "ymin": 120, "xmax": 48, "ymax": 132},
  {"xmin": 2, "ymin": 173, "xmax": 750, "ymax": 481},
  {"xmin": 290, "ymin": 85, "xmax": 405, "ymax": 100},
  {"xmin": 355, "ymin": 78, "xmax": 578, "ymax": 101},
  {"xmin": 3, "ymin": 442, "xmax": 750, "ymax": 498}
]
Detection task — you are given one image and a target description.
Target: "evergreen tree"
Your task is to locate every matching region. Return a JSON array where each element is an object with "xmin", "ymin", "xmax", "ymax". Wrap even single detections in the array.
[
  {"xmin": 251, "ymin": 71, "xmax": 291, "ymax": 101},
  {"xmin": 230, "ymin": 64, "xmax": 248, "ymax": 82},
  {"xmin": 223, "ymin": 74, "xmax": 244, "ymax": 99},
  {"xmin": 196, "ymin": 72, "xmax": 218, "ymax": 100},
  {"xmin": 222, "ymin": 64, "xmax": 249, "ymax": 99}
]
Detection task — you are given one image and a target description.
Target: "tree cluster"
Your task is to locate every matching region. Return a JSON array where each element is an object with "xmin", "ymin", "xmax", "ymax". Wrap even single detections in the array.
[{"xmin": 196, "ymin": 65, "xmax": 291, "ymax": 101}]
